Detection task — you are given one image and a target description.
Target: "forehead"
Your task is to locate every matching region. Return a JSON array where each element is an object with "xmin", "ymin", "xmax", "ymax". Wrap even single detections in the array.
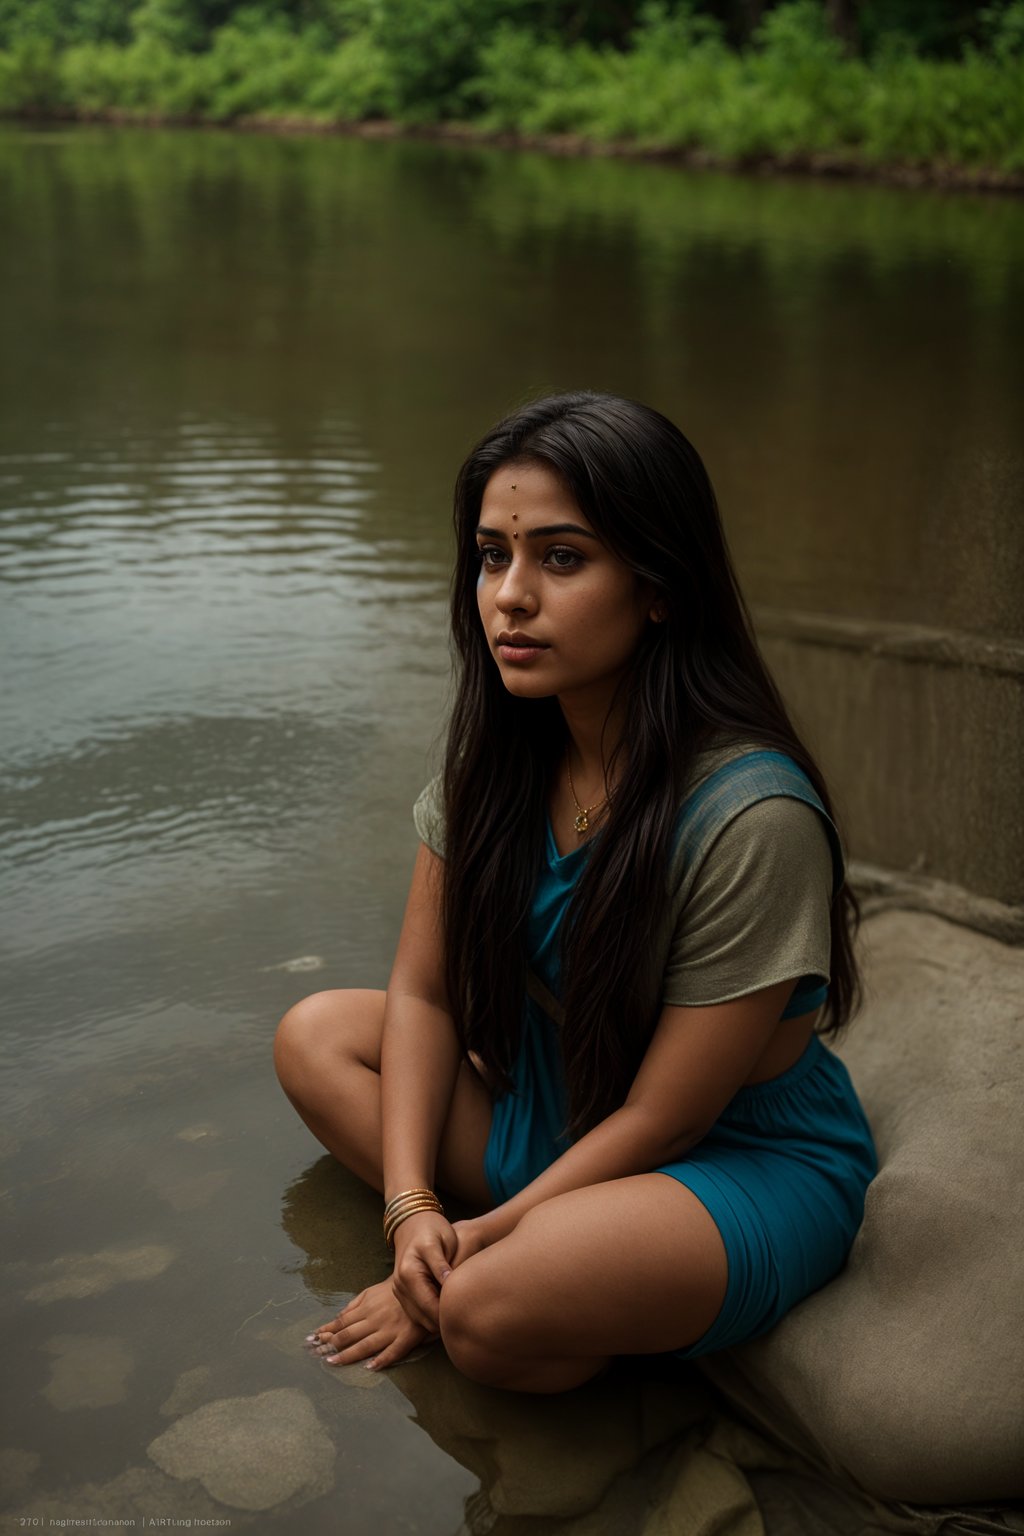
[{"xmin": 479, "ymin": 461, "xmax": 589, "ymax": 525}]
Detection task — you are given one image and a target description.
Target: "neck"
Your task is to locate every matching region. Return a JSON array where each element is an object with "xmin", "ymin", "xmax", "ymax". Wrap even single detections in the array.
[{"xmin": 558, "ymin": 688, "xmax": 628, "ymax": 800}]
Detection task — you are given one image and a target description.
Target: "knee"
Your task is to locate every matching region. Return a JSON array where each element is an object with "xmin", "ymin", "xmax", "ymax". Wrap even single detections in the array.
[
  {"xmin": 272, "ymin": 991, "xmax": 337, "ymax": 1090},
  {"xmin": 438, "ymin": 1261, "xmax": 517, "ymax": 1388}
]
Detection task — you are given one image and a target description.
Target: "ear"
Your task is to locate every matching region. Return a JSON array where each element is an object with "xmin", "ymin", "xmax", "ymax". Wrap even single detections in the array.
[{"xmin": 649, "ymin": 601, "xmax": 667, "ymax": 624}]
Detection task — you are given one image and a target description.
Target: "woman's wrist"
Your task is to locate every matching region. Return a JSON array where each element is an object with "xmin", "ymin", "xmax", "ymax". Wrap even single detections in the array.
[
  {"xmin": 384, "ymin": 1187, "xmax": 445, "ymax": 1248},
  {"xmin": 393, "ymin": 1207, "xmax": 449, "ymax": 1243},
  {"xmin": 471, "ymin": 1206, "xmax": 515, "ymax": 1245}
]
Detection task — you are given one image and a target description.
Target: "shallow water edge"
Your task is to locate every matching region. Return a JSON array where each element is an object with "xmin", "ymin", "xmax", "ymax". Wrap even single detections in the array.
[{"xmin": 7, "ymin": 107, "xmax": 1024, "ymax": 195}]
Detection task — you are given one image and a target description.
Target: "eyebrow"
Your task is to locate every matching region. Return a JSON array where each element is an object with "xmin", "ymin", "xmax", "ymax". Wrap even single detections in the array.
[{"xmin": 475, "ymin": 523, "xmax": 599, "ymax": 541}]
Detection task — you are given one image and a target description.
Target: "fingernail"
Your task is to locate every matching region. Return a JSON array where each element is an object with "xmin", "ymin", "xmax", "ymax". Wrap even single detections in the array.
[
  {"xmin": 365, "ymin": 1358, "xmax": 378, "ymax": 1371},
  {"xmin": 305, "ymin": 1334, "xmax": 319, "ymax": 1343},
  {"xmin": 440, "ymin": 1268, "xmax": 451, "ymax": 1280}
]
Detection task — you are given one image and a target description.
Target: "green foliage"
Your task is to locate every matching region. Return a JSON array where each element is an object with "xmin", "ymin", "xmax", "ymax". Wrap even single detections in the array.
[
  {"xmin": 979, "ymin": 0, "xmax": 1024, "ymax": 58},
  {"xmin": 739, "ymin": 0, "xmax": 865, "ymax": 153},
  {"xmin": 131, "ymin": 0, "xmax": 204, "ymax": 50},
  {"xmin": 0, "ymin": 0, "xmax": 1020, "ymax": 173},
  {"xmin": 62, "ymin": 35, "xmax": 215, "ymax": 112},
  {"xmin": 200, "ymin": 17, "xmax": 317, "ymax": 117},
  {"xmin": 0, "ymin": 0, "xmax": 1016, "ymax": 59},
  {"xmin": 861, "ymin": 45, "xmax": 1024, "ymax": 169},
  {"xmin": 366, "ymin": 0, "xmax": 526, "ymax": 120},
  {"xmin": 302, "ymin": 31, "xmax": 395, "ymax": 119},
  {"xmin": 0, "ymin": 35, "xmax": 68, "ymax": 109},
  {"xmin": 465, "ymin": 22, "xmax": 604, "ymax": 131}
]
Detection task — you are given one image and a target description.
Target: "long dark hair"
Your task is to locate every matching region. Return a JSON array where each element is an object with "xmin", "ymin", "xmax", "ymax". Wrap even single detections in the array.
[{"xmin": 440, "ymin": 390, "xmax": 861, "ymax": 1139}]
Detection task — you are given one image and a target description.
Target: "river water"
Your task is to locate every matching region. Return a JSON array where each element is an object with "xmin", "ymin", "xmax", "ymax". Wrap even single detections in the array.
[{"xmin": 1, "ymin": 124, "xmax": 1021, "ymax": 1530}]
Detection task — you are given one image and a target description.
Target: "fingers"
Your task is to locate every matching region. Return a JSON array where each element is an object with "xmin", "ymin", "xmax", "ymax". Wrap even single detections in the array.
[
  {"xmin": 359, "ymin": 1335, "xmax": 430, "ymax": 1372},
  {"xmin": 393, "ymin": 1234, "xmax": 455, "ymax": 1329},
  {"xmin": 310, "ymin": 1322, "xmax": 432, "ymax": 1370},
  {"xmin": 324, "ymin": 1329, "xmax": 385, "ymax": 1366},
  {"xmin": 307, "ymin": 1304, "xmax": 382, "ymax": 1364},
  {"xmin": 308, "ymin": 1297, "xmax": 361, "ymax": 1341},
  {"xmin": 304, "ymin": 1280, "xmax": 431, "ymax": 1372},
  {"xmin": 393, "ymin": 1271, "xmax": 440, "ymax": 1333},
  {"xmin": 423, "ymin": 1237, "xmax": 455, "ymax": 1289}
]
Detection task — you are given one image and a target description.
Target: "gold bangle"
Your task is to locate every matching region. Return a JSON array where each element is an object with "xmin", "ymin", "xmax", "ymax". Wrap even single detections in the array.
[
  {"xmin": 384, "ymin": 1193, "xmax": 441, "ymax": 1225},
  {"xmin": 385, "ymin": 1205, "xmax": 442, "ymax": 1248},
  {"xmin": 383, "ymin": 1189, "xmax": 444, "ymax": 1248},
  {"xmin": 383, "ymin": 1195, "xmax": 443, "ymax": 1237},
  {"xmin": 384, "ymin": 1187, "xmax": 436, "ymax": 1216}
]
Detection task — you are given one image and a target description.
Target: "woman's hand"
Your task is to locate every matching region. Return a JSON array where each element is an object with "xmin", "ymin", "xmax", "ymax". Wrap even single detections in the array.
[
  {"xmin": 308, "ymin": 1279, "xmax": 432, "ymax": 1371},
  {"xmin": 448, "ymin": 1216, "xmax": 496, "ymax": 1269},
  {"xmin": 391, "ymin": 1210, "xmax": 458, "ymax": 1331}
]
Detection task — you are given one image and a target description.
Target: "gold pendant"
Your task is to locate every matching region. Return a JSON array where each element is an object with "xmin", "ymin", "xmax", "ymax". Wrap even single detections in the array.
[{"xmin": 574, "ymin": 811, "xmax": 589, "ymax": 833}]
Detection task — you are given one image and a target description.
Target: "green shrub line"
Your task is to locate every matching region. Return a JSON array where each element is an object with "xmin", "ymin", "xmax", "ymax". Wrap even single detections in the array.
[{"xmin": 1, "ymin": 3, "xmax": 1022, "ymax": 182}]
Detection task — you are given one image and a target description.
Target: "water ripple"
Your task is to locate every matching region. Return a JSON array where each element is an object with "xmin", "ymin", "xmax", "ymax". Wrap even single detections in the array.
[{"xmin": 0, "ymin": 424, "xmax": 387, "ymax": 596}]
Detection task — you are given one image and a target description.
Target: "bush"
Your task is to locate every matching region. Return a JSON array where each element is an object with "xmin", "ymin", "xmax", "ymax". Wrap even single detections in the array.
[
  {"xmin": 61, "ymin": 37, "xmax": 213, "ymax": 112},
  {"xmin": 466, "ymin": 23, "xmax": 604, "ymax": 133},
  {"xmin": 302, "ymin": 31, "xmax": 394, "ymax": 120},
  {"xmin": 863, "ymin": 46, "xmax": 1024, "ymax": 168},
  {"xmin": 0, "ymin": 35, "xmax": 67, "ymax": 110},
  {"xmin": 0, "ymin": 0, "xmax": 1020, "ymax": 176},
  {"xmin": 201, "ymin": 19, "xmax": 319, "ymax": 119}
]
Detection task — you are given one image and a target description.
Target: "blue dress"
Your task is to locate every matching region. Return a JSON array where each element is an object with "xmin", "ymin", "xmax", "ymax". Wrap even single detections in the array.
[{"xmin": 482, "ymin": 753, "xmax": 878, "ymax": 1359}]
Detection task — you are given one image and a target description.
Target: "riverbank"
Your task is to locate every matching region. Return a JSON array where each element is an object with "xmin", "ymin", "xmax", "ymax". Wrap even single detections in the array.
[
  {"xmin": 9, "ymin": 109, "xmax": 1024, "ymax": 195},
  {"xmin": 2, "ymin": 1, "xmax": 1022, "ymax": 194}
]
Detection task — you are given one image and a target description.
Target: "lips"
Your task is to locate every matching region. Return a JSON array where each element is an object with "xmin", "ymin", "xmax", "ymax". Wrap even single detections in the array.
[{"xmin": 497, "ymin": 632, "xmax": 549, "ymax": 648}]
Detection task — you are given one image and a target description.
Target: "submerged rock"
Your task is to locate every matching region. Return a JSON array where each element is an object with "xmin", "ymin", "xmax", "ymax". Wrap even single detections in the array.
[
  {"xmin": 159, "ymin": 1364, "xmax": 214, "ymax": 1418},
  {"xmin": 25, "ymin": 1243, "xmax": 174, "ymax": 1302},
  {"xmin": 149, "ymin": 1166, "xmax": 230, "ymax": 1212},
  {"xmin": 147, "ymin": 1387, "xmax": 334, "ymax": 1511},
  {"xmin": 42, "ymin": 1334, "xmax": 133, "ymax": 1410}
]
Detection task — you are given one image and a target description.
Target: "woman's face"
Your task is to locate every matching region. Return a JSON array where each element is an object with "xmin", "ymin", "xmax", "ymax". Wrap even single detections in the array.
[{"xmin": 474, "ymin": 460, "xmax": 659, "ymax": 706}]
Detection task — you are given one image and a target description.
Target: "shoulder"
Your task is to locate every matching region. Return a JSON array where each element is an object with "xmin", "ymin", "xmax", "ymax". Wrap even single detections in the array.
[
  {"xmin": 697, "ymin": 794, "xmax": 835, "ymax": 899},
  {"xmin": 669, "ymin": 736, "xmax": 843, "ymax": 898},
  {"xmin": 412, "ymin": 771, "xmax": 445, "ymax": 859},
  {"xmin": 660, "ymin": 762, "xmax": 837, "ymax": 1009}
]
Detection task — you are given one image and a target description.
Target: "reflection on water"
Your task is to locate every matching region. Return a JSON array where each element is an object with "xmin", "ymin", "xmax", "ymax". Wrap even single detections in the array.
[{"xmin": 1, "ymin": 123, "xmax": 1020, "ymax": 1529}]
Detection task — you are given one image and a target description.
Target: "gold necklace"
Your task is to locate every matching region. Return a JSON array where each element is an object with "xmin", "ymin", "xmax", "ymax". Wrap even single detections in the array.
[{"xmin": 566, "ymin": 747, "xmax": 608, "ymax": 834}]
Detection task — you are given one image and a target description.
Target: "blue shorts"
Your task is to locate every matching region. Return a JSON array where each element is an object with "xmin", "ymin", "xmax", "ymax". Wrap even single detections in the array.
[{"xmin": 484, "ymin": 1026, "xmax": 877, "ymax": 1358}]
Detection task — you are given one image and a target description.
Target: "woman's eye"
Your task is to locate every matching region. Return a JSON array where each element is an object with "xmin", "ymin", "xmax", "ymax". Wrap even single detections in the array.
[{"xmin": 547, "ymin": 546, "xmax": 582, "ymax": 570}]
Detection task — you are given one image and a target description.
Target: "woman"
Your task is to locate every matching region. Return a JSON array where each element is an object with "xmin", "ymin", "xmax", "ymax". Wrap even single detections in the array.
[{"xmin": 273, "ymin": 390, "xmax": 877, "ymax": 1393}]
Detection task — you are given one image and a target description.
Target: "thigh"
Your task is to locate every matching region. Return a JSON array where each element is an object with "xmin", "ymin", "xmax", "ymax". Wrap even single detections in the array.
[{"xmin": 445, "ymin": 1173, "xmax": 729, "ymax": 1358}]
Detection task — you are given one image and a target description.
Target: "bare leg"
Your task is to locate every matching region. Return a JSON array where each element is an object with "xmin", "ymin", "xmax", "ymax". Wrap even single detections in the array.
[
  {"xmin": 273, "ymin": 987, "xmax": 493, "ymax": 1206},
  {"xmin": 438, "ymin": 1174, "xmax": 729, "ymax": 1393},
  {"xmin": 274, "ymin": 987, "xmax": 495, "ymax": 1370}
]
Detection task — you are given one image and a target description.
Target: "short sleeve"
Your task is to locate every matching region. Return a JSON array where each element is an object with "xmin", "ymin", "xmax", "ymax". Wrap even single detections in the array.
[
  {"xmin": 412, "ymin": 772, "xmax": 446, "ymax": 858},
  {"xmin": 660, "ymin": 795, "xmax": 834, "ymax": 1008}
]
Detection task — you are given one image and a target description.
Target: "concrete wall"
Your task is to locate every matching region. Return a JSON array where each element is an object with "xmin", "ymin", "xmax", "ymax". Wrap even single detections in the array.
[{"xmin": 757, "ymin": 608, "xmax": 1024, "ymax": 919}]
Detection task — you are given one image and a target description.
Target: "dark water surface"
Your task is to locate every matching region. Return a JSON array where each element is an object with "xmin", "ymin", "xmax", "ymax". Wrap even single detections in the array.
[{"xmin": 1, "ymin": 124, "xmax": 1022, "ymax": 1530}]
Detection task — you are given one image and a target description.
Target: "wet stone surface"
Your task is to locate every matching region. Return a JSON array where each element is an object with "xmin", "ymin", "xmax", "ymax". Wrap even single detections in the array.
[
  {"xmin": 146, "ymin": 1387, "xmax": 335, "ymax": 1512},
  {"xmin": 41, "ymin": 1333, "xmax": 134, "ymax": 1411},
  {"xmin": 23, "ymin": 1243, "xmax": 176, "ymax": 1303}
]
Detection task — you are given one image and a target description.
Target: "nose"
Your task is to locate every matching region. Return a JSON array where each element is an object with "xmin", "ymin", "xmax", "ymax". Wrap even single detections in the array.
[{"xmin": 493, "ymin": 554, "xmax": 538, "ymax": 616}]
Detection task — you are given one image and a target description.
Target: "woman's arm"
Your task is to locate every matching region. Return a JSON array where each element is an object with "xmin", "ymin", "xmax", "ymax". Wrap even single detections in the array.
[
  {"xmin": 455, "ymin": 975, "xmax": 797, "ymax": 1254},
  {"xmin": 380, "ymin": 842, "xmax": 463, "ymax": 1325}
]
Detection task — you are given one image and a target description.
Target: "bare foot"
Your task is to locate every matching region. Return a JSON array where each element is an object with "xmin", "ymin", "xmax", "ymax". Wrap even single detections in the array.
[{"xmin": 307, "ymin": 1278, "xmax": 435, "ymax": 1370}]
